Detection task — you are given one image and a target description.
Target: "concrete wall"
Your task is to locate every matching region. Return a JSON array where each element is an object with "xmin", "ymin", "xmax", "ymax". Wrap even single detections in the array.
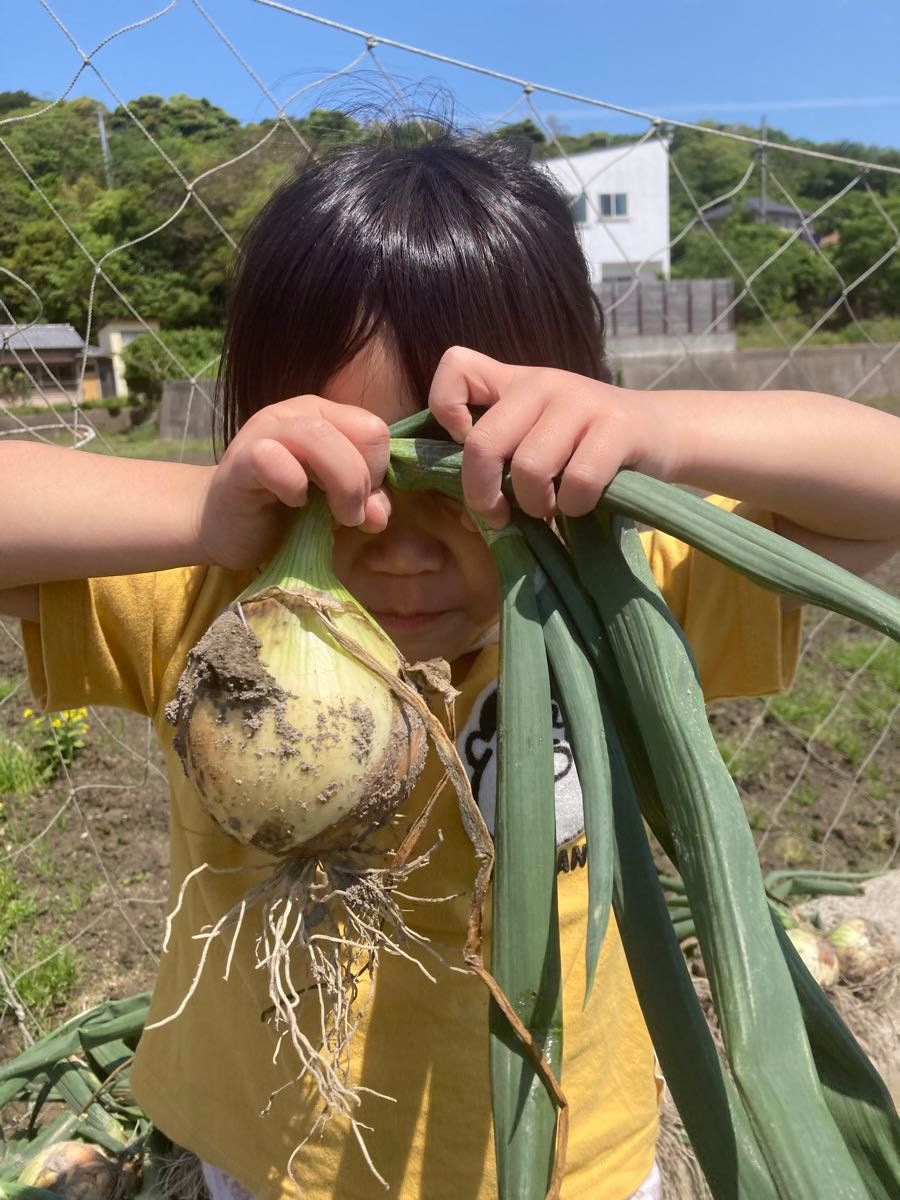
[
  {"xmin": 144, "ymin": 342, "xmax": 900, "ymax": 444},
  {"xmin": 616, "ymin": 341, "xmax": 900, "ymax": 400},
  {"xmin": 0, "ymin": 406, "xmax": 136, "ymax": 435},
  {"xmin": 159, "ymin": 379, "xmax": 216, "ymax": 441}
]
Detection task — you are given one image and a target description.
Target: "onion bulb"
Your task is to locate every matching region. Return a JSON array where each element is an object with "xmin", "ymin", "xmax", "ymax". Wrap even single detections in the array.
[
  {"xmin": 826, "ymin": 916, "xmax": 897, "ymax": 984},
  {"xmin": 167, "ymin": 490, "xmax": 427, "ymax": 851},
  {"xmin": 19, "ymin": 1141, "xmax": 120, "ymax": 1200},
  {"xmin": 786, "ymin": 926, "xmax": 840, "ymax": 989},
  {"xmin": 160, "ymin": 490, "xmax": 451, "ymax": 1185}
]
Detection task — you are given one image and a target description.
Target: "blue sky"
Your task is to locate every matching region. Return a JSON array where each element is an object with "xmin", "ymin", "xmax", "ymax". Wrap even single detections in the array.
[{"xmin": 5, "ymin": 0, "xmax": 900, "ymax": 149}]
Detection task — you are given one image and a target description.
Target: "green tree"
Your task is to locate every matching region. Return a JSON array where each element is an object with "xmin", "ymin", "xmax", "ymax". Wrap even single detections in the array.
[
  {"xmin": 672, "ymin": 213, "xmax": 835, "ymax": 320},
  {"xmin": 0, "ymin": 367, "xmax": 32, "ymax": 403},
  {"xmin": 0, "ymin": 91, "xmax": 39, "ymax": 115},
  {"xmin": 123, "ymin": 326, "xmax": 222, "ymax": 401}
]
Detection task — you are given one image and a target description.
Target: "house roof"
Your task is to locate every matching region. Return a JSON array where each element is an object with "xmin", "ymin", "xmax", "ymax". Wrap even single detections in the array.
[
  {"xmin": 0, "ymin": 323, "xmax": 85, "ymax": 351},
  {"xmin": 704, "ymin": 197, "xmax": 813, "ymax": 221}
]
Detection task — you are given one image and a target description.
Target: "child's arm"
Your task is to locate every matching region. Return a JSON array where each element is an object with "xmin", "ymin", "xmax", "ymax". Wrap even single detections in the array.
[
  {"xmin": 0, "ymin": 397, "xmax": 393, "ymax": 620},
  {"xmin": 429, "ymin": 346, "xmax": 900, "ymax": 577}
]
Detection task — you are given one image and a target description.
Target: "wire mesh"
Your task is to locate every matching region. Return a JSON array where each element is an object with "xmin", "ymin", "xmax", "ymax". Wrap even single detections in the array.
[{"xmin": 0, "ymin": 0, "xmax": 897, "ymax": 1074}]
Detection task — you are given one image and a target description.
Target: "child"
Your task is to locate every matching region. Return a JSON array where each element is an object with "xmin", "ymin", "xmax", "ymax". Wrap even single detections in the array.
[{"xmin": 2, "ymin": 130, "xmax": 899, "ymax": 1200}]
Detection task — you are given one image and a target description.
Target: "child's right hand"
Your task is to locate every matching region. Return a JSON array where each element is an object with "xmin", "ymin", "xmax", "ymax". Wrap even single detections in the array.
[{"xmin": 198, "ymin": 396, "xmax": 392, "ymax": 570}]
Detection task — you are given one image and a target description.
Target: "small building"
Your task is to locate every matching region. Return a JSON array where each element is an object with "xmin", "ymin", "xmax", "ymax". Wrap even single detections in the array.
[
  {"xmin": 98, "ymin": 319, "xmax": 160, "ymax": 397},
  {"xmin": 701, "ymin": 196, "xmax": 817, "ymax": 242},
  {"xmin": 0, "ymin": 324, "xmax": 114, "ymax": 407},
  {"xmin": 540, "ymin": 141, "xmax": 671, "ymax": 284}
]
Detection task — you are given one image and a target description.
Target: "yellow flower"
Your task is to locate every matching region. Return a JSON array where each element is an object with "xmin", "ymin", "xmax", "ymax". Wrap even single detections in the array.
[
  {"xmin": 22, "ymin": 707, "xmax": 33, "ymax": 719},
  {"xmin": 51, "ymin": 718, "xmax": 62, "ymax": 728}
]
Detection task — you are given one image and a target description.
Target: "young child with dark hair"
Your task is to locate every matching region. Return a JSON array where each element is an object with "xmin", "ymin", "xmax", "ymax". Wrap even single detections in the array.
[{"xmin": 2, "ymin": 130, "xmax": 898, "ymax": 1200}]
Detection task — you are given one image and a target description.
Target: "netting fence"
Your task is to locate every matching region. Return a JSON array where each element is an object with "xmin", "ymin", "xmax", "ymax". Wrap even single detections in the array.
[{"xmin": 0, "ymin": 0, "xmax": 898, "ymax": 1060}]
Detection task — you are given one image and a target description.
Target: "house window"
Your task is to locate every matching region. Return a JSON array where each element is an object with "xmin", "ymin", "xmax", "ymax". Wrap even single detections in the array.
[
  {"xmin": 568, "ymin": 192, "xmax": 587, "ymax": 225},
  {"xmin": 599, "ymin": 192, "xmax": 628, "ymax": 219}
]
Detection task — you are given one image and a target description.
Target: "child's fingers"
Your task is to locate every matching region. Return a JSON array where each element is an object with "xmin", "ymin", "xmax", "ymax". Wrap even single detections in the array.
[
  {"xmin": 555, "ymin": 425, "xmax": 628, "ymax": 516},
  {"xmin": 459, "ymin": 383, "xmax": 548, "ymax": 526},
  {"xmin": 508, "ymin": 411, "xmax": 590, "ymax": 519},
  {"xmin": 266, "ymin": 395, "xmax": 391, "ymax": 489},
  {"xmin": 360, "ymin": 487, "xmax": 392, "ymax": 534},
  {"xmin": 428, "ymin": 346, "xmax": 520, "ymax": 442},
  {"xmin": 247, "ymin": 438, "xmax": 310, "ymax": 509},
  {"xmin": 260, "ymin": 417, "xmax": 374, "ymax": 527},
  {"xmin": 319, "ymin": 400, "xmax": 391, "ymax": 489}
]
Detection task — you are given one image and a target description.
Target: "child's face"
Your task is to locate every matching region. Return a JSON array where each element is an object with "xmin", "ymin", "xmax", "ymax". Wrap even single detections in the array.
[{"xmin": 326, "ymin": 342, "xmax": 500, "ymax": 664}]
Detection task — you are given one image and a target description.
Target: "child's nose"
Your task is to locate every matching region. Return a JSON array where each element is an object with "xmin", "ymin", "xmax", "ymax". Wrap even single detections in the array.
[{"xmin": 360, "ymin": 521, "xmax": 444, "ymax": 576}]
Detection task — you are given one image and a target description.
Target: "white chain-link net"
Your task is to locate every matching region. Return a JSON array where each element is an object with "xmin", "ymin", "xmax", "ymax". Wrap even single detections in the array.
[{"xmin": 0, "ymin": 2, "xmax": 897, "ymax": 1074}]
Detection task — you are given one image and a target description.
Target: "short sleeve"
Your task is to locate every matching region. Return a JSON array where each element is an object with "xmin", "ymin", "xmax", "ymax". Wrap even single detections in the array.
[
  {"xmin": 22, "ymin": 575, "xmax": 159, "ymax": 716},
  {"xmin": 21, "ymin": 565, "xmax": 251, "ymax": 719},
  {"xmin": 640, "ymin": 496, "xmax": 802, "ymax": 703}
]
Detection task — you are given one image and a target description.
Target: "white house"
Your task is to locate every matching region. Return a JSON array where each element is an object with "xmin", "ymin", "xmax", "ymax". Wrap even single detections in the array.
[
  {"xmin": 98, "ymin": 318, "xmax": 160, "ymax": 397},
  {"xmin": 540, "ymin": 140, "xmax": 671, "ymax": 284}
]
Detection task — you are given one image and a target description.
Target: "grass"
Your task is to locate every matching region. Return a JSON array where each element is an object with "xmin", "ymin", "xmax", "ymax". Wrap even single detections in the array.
[
  {"xmin": 38, "ymin": 419, "xmax": 215, "ymax": 464},
  {"xmin": 0, "ymin": 867, "xmax": 38, "ymax": 942},
  {"xmin": 9, "ymin": 934, "xmax": 79, "ymax": 1019},
  {"xmin": 0, "ymin": 677, "xmax": 21, "ymax": 703},
  {"xmin": 714, "ymin": 729, "xmax": 782, "ymax": 782},
  {"xmin": 0, "ymin": 865, "xmax": 80, "ymax": 1022},
  {"xmin": 0, "ymin": 734, "xmax": 47, "ymax": 796},
  {"xmin": 0, "ymin": 868, "xmax": 79, "ymax": 1021},
  {"xmin": 769, "ymin": 664, "xmax": 841, "ymax": 736},
  {"xmin": 737, "ymin": 315, "xmax": 900, "ymax": 350},
  {"xmin": 83, "ymin": 422, "xmax": 214, "ymax": 463}
]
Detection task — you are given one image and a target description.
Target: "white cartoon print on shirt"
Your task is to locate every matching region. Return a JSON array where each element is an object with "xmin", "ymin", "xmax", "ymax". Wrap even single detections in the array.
[{"xmin": 457, "ymin": 681, "xmax": 586, "ymax": 855}]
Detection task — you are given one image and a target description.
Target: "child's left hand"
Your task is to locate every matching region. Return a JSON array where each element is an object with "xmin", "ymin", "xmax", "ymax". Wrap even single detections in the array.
[{"xmin": 428, "ymin": 346, "xmax": 677, "ymax": 528}]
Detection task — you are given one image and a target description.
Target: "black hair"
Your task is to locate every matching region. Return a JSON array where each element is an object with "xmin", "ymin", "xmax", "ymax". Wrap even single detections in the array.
[{"xmin": 218, "ymin": 127, "xmax": 610, "ymax": 445}]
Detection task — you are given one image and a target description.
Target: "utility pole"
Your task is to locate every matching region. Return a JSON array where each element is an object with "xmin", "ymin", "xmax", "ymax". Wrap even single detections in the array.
[
  {"xmin": 759, "ymin": 114, "xmax": 768, "ymax": 223},
  {"xmin": 96, "ymin": 105, "xmax": 114, "ymax": 189}
]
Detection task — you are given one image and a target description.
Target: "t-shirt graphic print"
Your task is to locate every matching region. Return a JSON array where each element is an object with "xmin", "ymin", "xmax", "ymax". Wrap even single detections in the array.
[{"xmin": 457, "ymin": 681, "xmax": 586, "ymax": 857}]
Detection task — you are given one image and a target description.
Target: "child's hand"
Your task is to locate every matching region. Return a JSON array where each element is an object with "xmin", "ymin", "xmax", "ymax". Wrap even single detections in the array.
[
  {"xmin": 199, "ymin": 396, "xmax": 391, "ymax": 570},
  {"xmin": 428, "ymin": 347, "xmax": 677, "ymax": 528}
]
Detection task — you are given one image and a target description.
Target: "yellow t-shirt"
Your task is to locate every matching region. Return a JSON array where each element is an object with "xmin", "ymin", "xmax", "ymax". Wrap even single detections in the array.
[{"xmin": 22, "ymin": 498, "xmax": 800, "ymax": 1200}]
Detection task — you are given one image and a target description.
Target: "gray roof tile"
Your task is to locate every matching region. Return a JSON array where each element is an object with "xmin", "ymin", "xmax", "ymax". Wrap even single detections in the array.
[{"xmin": 0, "ymin": 323, "xmax": 85, "ymax": 351}]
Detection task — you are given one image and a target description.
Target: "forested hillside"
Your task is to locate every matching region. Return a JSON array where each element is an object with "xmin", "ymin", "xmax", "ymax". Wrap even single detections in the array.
[{"xmin": 2, "ymin": 91, "xmax": 899, "ymax": 361}]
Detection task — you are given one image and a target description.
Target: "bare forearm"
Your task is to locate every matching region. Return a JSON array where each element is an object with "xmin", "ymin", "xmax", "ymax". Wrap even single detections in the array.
[
  {"xmin": 660, "ymin": 389, "xmax": 900, "ymax": 542},
  {"xmin": 1, "ymin": 442, "xmax": 213, "ymax": 588}
]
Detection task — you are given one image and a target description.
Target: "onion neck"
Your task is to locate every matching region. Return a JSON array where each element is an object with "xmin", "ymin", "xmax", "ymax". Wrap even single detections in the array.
[{"xmin": 242, "ymin": 490, "xmax": 355, "ymax": 604}]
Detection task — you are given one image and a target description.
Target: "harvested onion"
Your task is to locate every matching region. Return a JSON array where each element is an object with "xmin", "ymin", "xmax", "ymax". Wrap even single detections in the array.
[
  {"xmin": 167, "ymin": 489, "xmax": 427, "ymax": 852},
  {"xmin": 786, "ymin": 926, "xmax": 840, "ymax": 989},
  {"xmin": 160, "ymin": 491, "xmax": 453, "ymax": 1183},
  {"xmin": 827, "ymin": 916, "xmax": 897, "ymax": 984},
  {"xmin": 19, "ymin": 1141, "xmax": 119, "ymax": 1200}
]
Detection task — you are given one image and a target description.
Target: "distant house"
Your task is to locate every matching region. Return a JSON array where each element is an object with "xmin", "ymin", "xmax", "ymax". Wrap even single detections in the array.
[
  {"xmin": 701, "ymin": 197, "xmax": 817, "ymax": 242},
  {"xmin": 0, "ymin": 324, "xmax": 115, "ymax": 407},
  {"xmin": 98, "ymin": 319, "xmax": 160, "ymax": 397},
  {"xmin": 540, "ymin": 141, "xmax": 671, "ymax": 284}
]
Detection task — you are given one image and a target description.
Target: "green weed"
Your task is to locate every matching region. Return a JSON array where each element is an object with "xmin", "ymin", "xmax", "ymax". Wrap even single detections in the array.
[
  {"xmin": 0, "ymin": 867, "xmax": 37, "ymax": 944},
  {"xmin": 9, "ymin": 934, "xmax": 79, "ymax": 1019},
  {"xmin": 0, "ymin": 676, "xmax": 21, "ymax": 702},
  {"xmin": 0, "ymin": 734, "xmax": 47, "ymax": 796},
  {"xmin": 715, "ymin": 729, "xmax": 783, "ymax": 781},
  {"xmin": 769, "ymin": 665, "xmax": 840, "ymax": 737}
]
